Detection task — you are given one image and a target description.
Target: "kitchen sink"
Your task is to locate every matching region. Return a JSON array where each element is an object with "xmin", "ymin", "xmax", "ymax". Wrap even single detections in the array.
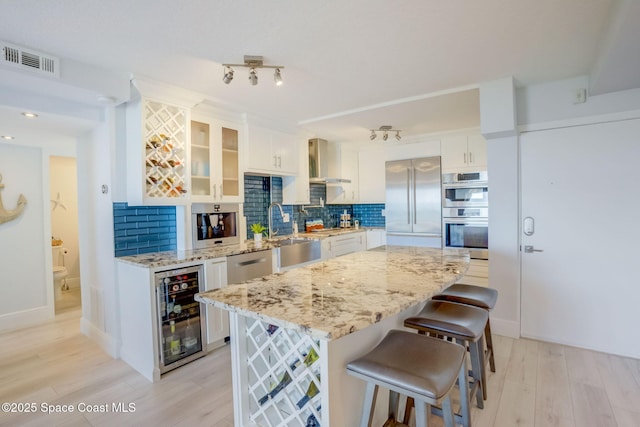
[{"xmin": 276, "ymin": 237, "xmax": 321, "ymax": 269}]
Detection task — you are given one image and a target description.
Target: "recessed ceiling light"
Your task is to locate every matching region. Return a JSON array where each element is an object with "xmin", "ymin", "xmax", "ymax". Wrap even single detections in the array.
[
  {"xmin": 1, "ymin": 135, "xmax": 15, "ymax": 140},
  {"xmin": 22, "ymin": 112, "xmax": 38, "ymax": 118}
]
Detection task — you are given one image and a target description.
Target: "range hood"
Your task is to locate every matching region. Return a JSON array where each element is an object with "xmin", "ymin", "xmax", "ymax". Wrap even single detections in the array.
[{"xmin": 308, "ymin": 138, "xmax": 351, "ymax": 184}]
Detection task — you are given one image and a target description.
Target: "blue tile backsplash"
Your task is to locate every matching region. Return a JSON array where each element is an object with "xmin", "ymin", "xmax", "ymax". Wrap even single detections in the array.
[
  {"xmin": 113, "ymin": 203, "xmax": 177, "ymax": 257},
  {"xmin": 243, "ymin": 175, "xmax": 385, "ymax": 237},
  {"xmin": 113, "ymin": 177, "xmax": 386, "ymax": 256},
  {"xmin": 353, "ymin": 204, "xmax": 386, "ymax": 227}
]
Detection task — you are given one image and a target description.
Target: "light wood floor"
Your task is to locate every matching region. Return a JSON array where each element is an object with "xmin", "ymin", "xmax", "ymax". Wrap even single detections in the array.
[
  {"xmin": 54, "ymin": 287, "xmax": 82, "ymax": 315},
  {"xmin": 1, "ymin": 309, "xmax": 638, "ymax": 427}
]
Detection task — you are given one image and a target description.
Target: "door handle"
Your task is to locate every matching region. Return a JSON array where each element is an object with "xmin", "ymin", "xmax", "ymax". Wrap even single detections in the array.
[{"xmin": 524, "ymin": 245, "xmax": 544, "ymax": 253}]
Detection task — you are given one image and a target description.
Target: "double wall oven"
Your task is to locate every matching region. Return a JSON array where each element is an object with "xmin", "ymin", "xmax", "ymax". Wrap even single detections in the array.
[{"xmin": 442, "ymin": 171, "xmax": 489, "ymax": 259}]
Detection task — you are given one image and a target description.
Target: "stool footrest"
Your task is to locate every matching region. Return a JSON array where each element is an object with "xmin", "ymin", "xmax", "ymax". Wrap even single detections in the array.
[{"xmin": 382, "ymin": 418, "xmax": 410, "ymax": 427}]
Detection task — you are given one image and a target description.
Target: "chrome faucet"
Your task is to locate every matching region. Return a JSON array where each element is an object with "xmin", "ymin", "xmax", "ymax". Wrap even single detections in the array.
[{"xmin": 268, "ymin": 202, "xmax": 285, "ymax": 240}]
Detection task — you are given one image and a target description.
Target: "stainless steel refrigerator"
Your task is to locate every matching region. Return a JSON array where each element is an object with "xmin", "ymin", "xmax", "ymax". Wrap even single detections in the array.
[{"xmin": 385, "ymin": 157, "xmax": 442, "ymax": 247}]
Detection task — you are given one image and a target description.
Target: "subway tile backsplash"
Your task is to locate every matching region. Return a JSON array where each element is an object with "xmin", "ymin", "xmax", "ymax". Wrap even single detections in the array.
[
  {"xmin": 353, "ymin": 204, "xmax": 386, "ymax": 228},
  {"xmin": 243, "ymin": 175, "xmax": 385, "ymax": 236},
  {"xmin": 113, "ymin": 177, "xmax": 386, "ymax": 256},
  {"xmin": 113, "ymin": 202, "xmax": 177, "ymax": 257}
]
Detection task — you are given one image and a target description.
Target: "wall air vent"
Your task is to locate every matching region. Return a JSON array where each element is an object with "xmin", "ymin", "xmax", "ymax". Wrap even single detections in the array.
[{"xmin": 1, "ymin": 41, "xmax": 60, "ymax": 78}]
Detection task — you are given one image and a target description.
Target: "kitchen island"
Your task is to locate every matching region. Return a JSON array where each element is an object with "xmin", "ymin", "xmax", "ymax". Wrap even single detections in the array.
[{"xmin": 195, "ymin": 245, "xmax": 469, "ymax": 427}]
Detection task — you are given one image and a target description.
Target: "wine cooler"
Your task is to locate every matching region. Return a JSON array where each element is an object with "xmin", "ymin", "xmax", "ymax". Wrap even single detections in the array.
[{"xmin": 155, "ymin": 265, "xmax": 206, "ymax": 374}]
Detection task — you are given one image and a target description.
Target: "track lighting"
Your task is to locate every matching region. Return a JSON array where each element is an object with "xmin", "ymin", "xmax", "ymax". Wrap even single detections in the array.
[
  {"xmin": 274, "ymin": 68, "xmax": 283, "ymax": 86},
  {"xmin": 222, "ymin": 66, "xmax": 234, "ymax": 84},
  {"xmin": 222, "ymin": 56, "xmax": 284, "ymax": 86},
  {"xmin": 369, "ymin": 126, "xmax": 402, "ymax": 141}
]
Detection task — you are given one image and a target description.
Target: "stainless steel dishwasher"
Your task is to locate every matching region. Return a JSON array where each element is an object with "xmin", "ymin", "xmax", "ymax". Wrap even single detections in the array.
[{"xmin": 226, "ymin": 249, "xmax": 273, "ymax": 284}]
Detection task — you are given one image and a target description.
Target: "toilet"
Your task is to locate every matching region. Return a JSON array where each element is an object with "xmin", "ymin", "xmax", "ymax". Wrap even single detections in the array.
[{"xmin": 52, "ymin": 246, "xmax": 69, "ymax": 291}]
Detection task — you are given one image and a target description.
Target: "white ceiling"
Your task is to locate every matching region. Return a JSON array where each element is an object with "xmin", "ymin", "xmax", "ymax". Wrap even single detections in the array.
[{"xmin": 0, "ymin": 0, "xmax": 638, "ymax": 142}]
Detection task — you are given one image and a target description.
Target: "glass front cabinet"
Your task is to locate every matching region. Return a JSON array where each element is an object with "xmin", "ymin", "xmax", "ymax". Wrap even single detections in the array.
[{"xmin": 190, "ymin": 111, "xmax": 243, "ymax": 203}]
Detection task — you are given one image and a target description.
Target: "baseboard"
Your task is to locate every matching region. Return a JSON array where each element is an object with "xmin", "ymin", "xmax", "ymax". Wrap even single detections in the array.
[
  {"xmin": 80, "ymin": 316, "xmax": 119, "ymax": 358},
  {"xmin": 491, "ymin": 317, "xmax": 520, "ymax": 338},
  {"xmin": 520, "ymin": 330, "xmax": 640, "ymax": 360},
  {"xmin": 0, "ymin": 305, "xmax": 54, "ymax": 332}
]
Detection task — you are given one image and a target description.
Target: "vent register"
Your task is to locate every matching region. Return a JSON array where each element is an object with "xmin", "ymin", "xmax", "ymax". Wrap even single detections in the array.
[{"xmin": 1, "ymin": 41, "xmax": 59, "ymax": 77}]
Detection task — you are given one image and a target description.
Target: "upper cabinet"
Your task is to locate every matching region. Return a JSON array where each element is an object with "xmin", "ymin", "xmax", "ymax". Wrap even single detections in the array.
[
  {"xmin": 126, "ymin": 96, "xmax": 190, "ymax": 205},
  {"xmin": 246, "ymin": 125, "xmax": 298, "ymax": 176},
  {"xmin": 358, "ymin": 146, "xmax": 386, "ymax": 204},
  {"xmin": 326, "ymin": 144, "xmax": 359, "ymax": 204},
  {"xmin": 441, "ymin": 134, "xmax": 487, "ymax": 171},
  {"xmin": 282, "ymin": 138, "xmax": 310, "ymax": 205},
  {"xmin": 190, "ymin": 110, "xmax": 244, "ymax": 203}
]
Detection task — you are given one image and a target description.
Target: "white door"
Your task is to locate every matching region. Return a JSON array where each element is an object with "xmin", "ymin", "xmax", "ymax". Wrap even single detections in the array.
[{"xmin": 520, "ymin": 118, "xmax": 640, "ymax": 358}]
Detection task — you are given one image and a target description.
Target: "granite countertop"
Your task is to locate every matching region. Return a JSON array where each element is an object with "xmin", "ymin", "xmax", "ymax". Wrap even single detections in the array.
[
  {"xmin": 115, "ymin": 240, "xmax": 277, "ymax": 269},
  {"xmin": 115, "ymin": 227, "xmax": 375, "ymax": 269},
  {"xmin": 195, "ymin": 245, "xmax": 469, "ymax": 341}
]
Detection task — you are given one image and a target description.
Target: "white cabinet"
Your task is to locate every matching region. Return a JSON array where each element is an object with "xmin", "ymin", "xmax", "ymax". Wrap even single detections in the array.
[
  {"xmin": 321, "ymin": 232, "xmax": 366, "ymax": 259},
  {"xmin": 365, "ymin": 229, "xmax": 386, "ymax": 249},
  {"xmin": 126, "ymin": 96, "xmax": 190, "ymax": 205},
  {"xmin": 456, "ymin": 258, "xmax": 488, "ymax": 287},
  {"xmin": 246, "ymin": 125, "xmax": 298, "ymax": 176},
  {"xmin": 441, "ymin": 134, "xmax": 487, "ymax": 171},
  {"xmin": 358, "ymin": 146, "xmax": 386, "ymax": 203},
  {"xmin": 283, "ymin": 138, "xmax": 310, "ymax": 204},
  {"xmin": 327, "ymin": 144, "xmax": 359, "ymax": 204},
  {"xmin": 190, "ymin": 111, "xmax": 243, "ymax": 203},
  {"xmin": 204, "ymin": 258, "xmax": 230, "ymax": 351}
]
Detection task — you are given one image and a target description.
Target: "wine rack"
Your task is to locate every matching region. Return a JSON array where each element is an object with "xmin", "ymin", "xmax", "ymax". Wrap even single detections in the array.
[
  {"xmin": 244, "ymin": 317, "xmax": 322, "ymax": 427},
  {"xmin": 143, "ymin": 100, "xmax": 188, "ymax": 199}
]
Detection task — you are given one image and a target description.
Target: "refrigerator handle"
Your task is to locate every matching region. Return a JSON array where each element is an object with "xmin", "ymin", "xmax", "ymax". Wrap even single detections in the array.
[
  {"xmin": 413, "ymin": 168, "xmax": 418, "ymax": 224},
  {"xmin": 406, "ymin": 168, "xmax": 411, "ymax": 225}
]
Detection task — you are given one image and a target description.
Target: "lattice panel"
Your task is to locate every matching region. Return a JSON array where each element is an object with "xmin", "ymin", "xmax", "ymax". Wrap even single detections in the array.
[
  {"xmin": 143, "ymin": 100, "xmax": 188, "ymax": 198},
  {"xmin": 245, "ymin": 318, "xmax": 322, "ymax": 427}
]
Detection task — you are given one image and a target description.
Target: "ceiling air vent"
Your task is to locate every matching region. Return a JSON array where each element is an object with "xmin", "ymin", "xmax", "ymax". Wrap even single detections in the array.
[{"xmin": 1, "ymin": 41, "xmax": 59, "ymax": 78}]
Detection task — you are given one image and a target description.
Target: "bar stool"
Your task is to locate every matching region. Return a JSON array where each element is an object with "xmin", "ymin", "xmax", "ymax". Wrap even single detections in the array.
[
  {"xmin": 433, "ymin": 284, "xmax": 498, "ymax": 376},
  {"xmin": 346, "ymin": 329, "xmax": 470, "ymax": 427},
  {"xmin": 404, "ymin": 300, "xmax": 488, "ymax": 416}
]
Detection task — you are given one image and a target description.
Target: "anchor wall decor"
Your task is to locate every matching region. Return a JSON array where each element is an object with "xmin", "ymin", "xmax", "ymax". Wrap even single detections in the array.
[{"xmin": 0, "ymin": 174, "xmax": 27, "ymax": 225}]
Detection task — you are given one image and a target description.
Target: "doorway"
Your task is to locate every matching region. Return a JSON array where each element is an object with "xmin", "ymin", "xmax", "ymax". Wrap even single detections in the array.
[
  {"xmin": 520, "ymin": 118, "xmax": 640, "ymax": 358},
  {"xmin": 49, "ymin": 156, "xmax": 81, "ymax": 315}
]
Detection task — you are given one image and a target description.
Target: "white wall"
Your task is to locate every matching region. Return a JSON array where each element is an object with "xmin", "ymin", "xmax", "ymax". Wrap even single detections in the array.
[
  {"xmin": 0, "ymin": 143, "xmax": 47, "ymax": 327},
  {"xmin": 77, "ymin": 107, "xmax": 119, "ymax": 357},
  {"xmin": 486, "ymin": 136, "xmax": 519, "ymax": 337},
  {"xmin": 517, "ymin": 75, "xmax": 640, "ymax": 129},
  {"xmin": 49, "ymin": 156, "xmax": 80, "ymax": 288}
]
